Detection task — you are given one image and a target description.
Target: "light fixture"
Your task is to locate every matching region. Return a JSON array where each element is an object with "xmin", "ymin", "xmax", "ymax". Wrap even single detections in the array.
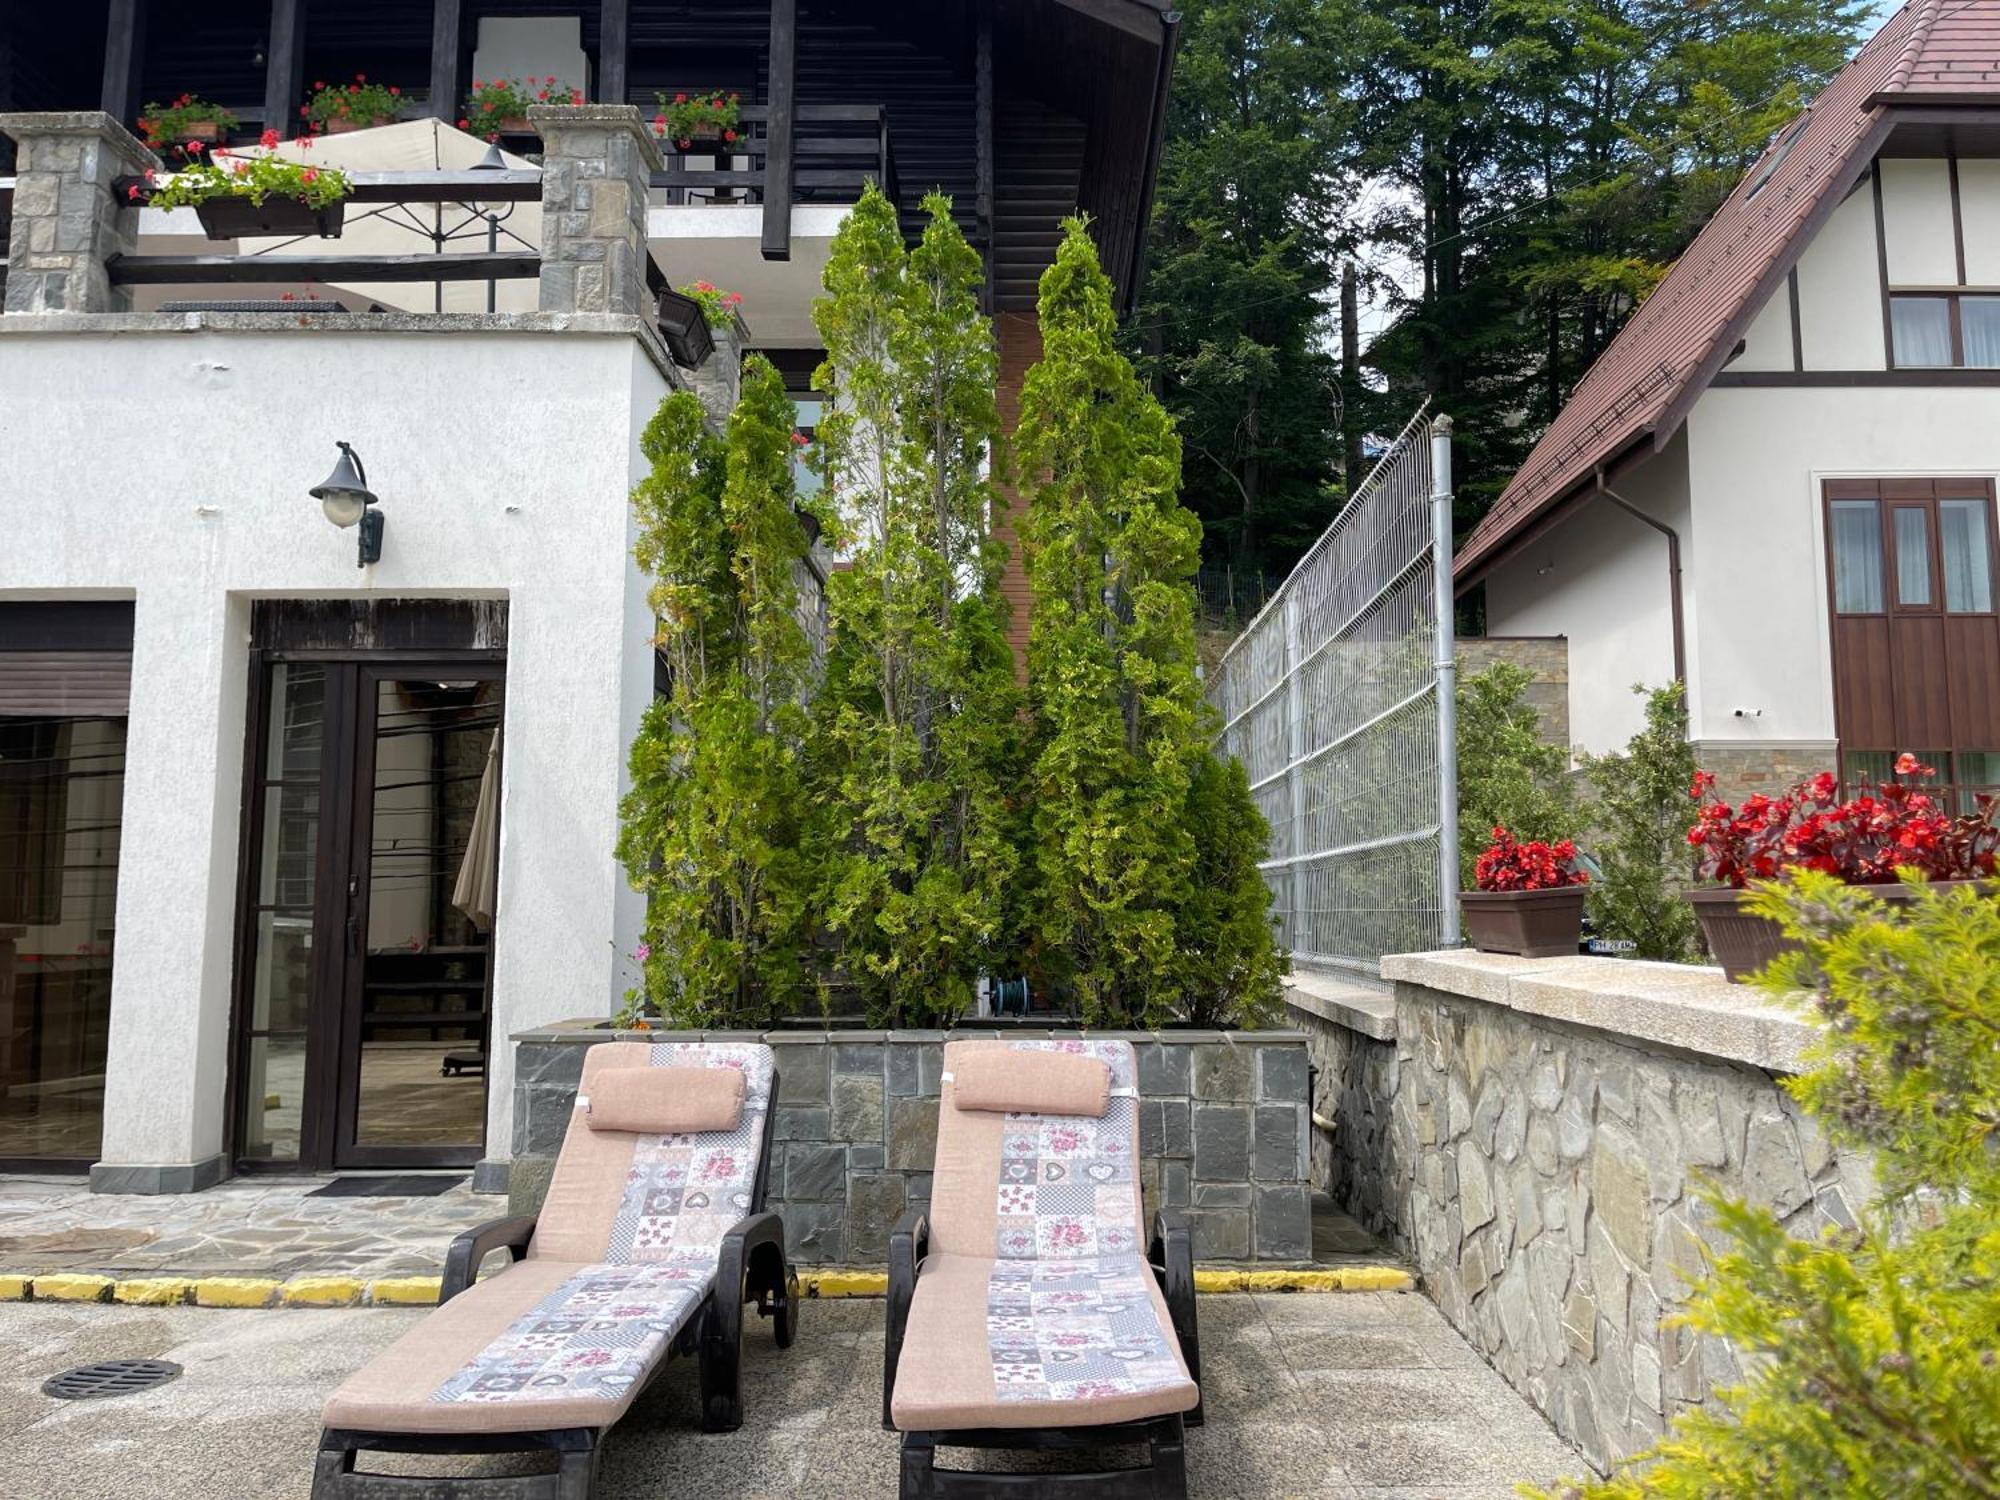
[
  {"xmin": 654, "ymin": 286, "xmax": 715, "ymax": 369},
  {"xmin": 310, "ymin": 441, "xmax": 385, "ymax": 567}
]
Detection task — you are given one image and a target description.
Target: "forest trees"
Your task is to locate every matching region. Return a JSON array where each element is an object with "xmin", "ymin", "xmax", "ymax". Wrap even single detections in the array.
[{"xmin": 1145, "ymin": 0, "xmax": 1870, "ymax": 570}]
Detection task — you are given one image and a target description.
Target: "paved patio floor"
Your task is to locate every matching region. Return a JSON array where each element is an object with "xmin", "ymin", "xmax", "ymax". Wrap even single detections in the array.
[{"xmin": 0, "ymin": 1291, "xmax": 1581, "ymax": 1499}]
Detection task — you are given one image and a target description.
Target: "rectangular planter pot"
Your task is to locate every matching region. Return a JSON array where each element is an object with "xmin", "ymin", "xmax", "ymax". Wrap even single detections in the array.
[
  {"xmin": 1690, "ymin": 878, "xmax": 1983, "ymax": 982},
  {"xmin": 1460, "ymin": 887, "xmax": 1587, "ymax": 959},
  {"xmin": 194, "ymin": 195, "xmax": 345, "ymax": 241}
]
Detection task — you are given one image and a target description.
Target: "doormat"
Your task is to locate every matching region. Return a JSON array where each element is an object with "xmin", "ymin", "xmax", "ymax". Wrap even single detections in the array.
[{"xmin": 307, "ymin": 1175, "xmax": 468, "ymax": 1199}]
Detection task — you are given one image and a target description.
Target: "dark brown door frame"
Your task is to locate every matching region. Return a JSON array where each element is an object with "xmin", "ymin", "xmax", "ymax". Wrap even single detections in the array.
[{"xmin": 228, "ymin": 650, "xmax": 502, "ymax": 1175}]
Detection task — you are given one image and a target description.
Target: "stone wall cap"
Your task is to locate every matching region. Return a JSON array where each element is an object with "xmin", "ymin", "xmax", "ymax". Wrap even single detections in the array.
[
  {"xmin": 1284, "ymin": 969, "xmax": 1397, "ymax": 1040},
  {"xmin": 0, "ymin": 110, "xmax": 160, "ymax": 174},
  {"xmin": 527, "ymin": 103, "xmax": 666, "ymax": 172},
  {"xmin": 1382, "ymin": 949, "xmax": 1817, "ymax": 1074}
]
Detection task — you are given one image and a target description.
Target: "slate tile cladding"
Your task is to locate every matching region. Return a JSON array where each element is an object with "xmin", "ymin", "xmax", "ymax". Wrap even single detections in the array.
[{"xmin": 511, "ymin": 1027, "xmax": 1314, "ymax": 1265}]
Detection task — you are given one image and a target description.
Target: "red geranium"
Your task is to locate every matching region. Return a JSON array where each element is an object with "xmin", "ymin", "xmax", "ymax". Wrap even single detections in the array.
[
  {"xmin": 1686, "ymin": 757, "xmax": 1999, "ymax": 888},
  {"xmin": 1474, "ymin": 828, "xmax": 1588, "ymax": 893}
]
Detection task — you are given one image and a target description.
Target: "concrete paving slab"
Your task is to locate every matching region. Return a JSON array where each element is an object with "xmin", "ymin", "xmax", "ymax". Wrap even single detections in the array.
[{"xmin": 0, "ymin": 1291, "xmax": 1583, "ymax": 1499}]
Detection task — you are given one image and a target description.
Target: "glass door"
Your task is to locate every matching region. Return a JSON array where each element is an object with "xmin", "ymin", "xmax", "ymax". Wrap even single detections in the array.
[
  {"xmin": 334, "ymin": 670, "xmax": 502, "ymax": 1168},
  {"xmin": 234, "ymin": 660, "xmax": 503, "ymax": 1172}
]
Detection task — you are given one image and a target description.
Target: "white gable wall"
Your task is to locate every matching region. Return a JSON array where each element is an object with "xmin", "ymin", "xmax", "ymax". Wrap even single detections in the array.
[
  {"xmin": 1482, "ymin": 429, "xmax": 1689, "ymax": 757},
  {"xmin": 1794, "ymin": 180, "xmax": 1886, "ymax": 370}
]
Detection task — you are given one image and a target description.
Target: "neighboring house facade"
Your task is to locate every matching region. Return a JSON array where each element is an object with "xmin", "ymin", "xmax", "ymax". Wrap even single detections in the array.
[
  {"xmin": 1460, "ymin": 0, "xmax": 2000, "ymax": 805},
  {"xmin": 0, "ymin": 0, "xmax": 1176, "ymax": 1193}
]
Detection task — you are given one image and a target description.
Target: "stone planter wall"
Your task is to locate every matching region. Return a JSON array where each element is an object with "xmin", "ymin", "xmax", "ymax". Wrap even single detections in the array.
[
  {"xmin": 509, "ymin": 1025, "xmax": 1315, "ymax": 1266},
  {"xmin": 1295, "ymin": 952, "xmax": 1870, "ymax": 1475}
]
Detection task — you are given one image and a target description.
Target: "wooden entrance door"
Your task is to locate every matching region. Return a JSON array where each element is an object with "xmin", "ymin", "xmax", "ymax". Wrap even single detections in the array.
[
  {"xmin": 1824, "ymin": 478, "xmax": 2000, "ymax": 805},
  {"xmin": 232, "ymin": 657, "xmax": 504, "ymax": 1172}
]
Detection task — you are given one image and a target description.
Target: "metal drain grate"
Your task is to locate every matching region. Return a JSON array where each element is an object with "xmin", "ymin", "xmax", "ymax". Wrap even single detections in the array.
[{"xmin": 42, "ymin": 1360, "xmax": 182, "ymax": 1401}]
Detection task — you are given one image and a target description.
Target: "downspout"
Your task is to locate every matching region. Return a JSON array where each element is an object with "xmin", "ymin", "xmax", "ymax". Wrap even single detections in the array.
[{"xmin": 1593, "ymin": 465, "xmax": 1686, "ymax": 684}]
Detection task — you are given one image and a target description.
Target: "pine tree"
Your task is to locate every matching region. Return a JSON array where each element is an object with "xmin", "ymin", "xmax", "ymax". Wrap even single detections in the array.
[
  {"xmin": 616, "ymin": 359, "xmax": 821, "ymax": 1025},
  {"xmin": 1018, "ymin": 219, "xmax": 1218, "ymax": 1026},
  {"xmin": 808, "ymin": 185, "xmax": 1025, "ymax": 1026}
]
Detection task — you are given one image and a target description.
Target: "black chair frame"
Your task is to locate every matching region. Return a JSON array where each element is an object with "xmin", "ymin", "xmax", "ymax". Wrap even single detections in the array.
[
  {"xmin": 312, "ymin": 1070, "xmax": 792, "ymax": 1500},
  {"xmin": 883, "ymin": 1207, "xmax": 1202, "ymax": 1500}
]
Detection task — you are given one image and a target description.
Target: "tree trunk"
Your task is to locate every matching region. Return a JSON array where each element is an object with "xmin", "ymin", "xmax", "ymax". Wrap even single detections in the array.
[{"xmin": 1341, "ymin": 260, "xmax": 1363, "ymax": 489}]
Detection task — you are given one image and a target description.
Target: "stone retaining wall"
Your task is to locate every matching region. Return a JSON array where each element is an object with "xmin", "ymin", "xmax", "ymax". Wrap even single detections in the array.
[
  {"xmin": 1293, "ymin": 953, "xmax": 1868, "ymax": 1474},
  {"xmin": 509, "ymin": 1026, "xmax": 1315, "ymax": 1266}
]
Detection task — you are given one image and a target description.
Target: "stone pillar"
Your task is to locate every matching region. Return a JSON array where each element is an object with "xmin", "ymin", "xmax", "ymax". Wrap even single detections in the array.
[
  {"xmin": 0, "ymin": 112, "xmax": 159, "ymax": 315},
  {"xmin": 683, "ymin": 319, "xmax": 745, "ymax": 428},
  {"xmin": 529, "ymin": 103, "xmax": 661, "ymax": 317}
]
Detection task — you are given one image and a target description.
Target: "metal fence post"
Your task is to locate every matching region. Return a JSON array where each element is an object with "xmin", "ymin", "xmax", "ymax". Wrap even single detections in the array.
[
  {"xmin": 1430, "ymin": 416, "xmax": 1461, "ymax": 946},
  {"xmin": 1283, "ymin": 590, "xmax": 1306, "ymax": 952}
]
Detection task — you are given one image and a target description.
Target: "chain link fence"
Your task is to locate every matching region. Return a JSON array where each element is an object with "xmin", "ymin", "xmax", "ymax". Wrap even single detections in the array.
[{"xmin": 1207, "ymin": 408, "xmax": 1459, "ymax": 975}]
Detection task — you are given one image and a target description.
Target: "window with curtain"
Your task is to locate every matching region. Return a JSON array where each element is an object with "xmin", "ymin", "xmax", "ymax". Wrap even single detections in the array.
[
  {"xmin": 1894, "ymin": 506, "xmax": 1934, "ymax": 607},
  {"xmin": 1830, "ymin": 499, "xmax": 1884, "ymax": 612},
  {"xmin": 1941, "ymin": 498, "xmax": 1995, "ymax": 613},
  {"xmin": 1891, "ymin": 296, "xmax": 1954, "ymax": 367},
  {"xmin": 1963, "ymin": 297, "xmax": 2000, "ymax": 369}
]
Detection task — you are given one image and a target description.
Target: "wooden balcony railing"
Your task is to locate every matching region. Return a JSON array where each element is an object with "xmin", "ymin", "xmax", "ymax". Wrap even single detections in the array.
[{"xmin": 652, "ymin": 103, "xmax": 894, "ymax": 221}]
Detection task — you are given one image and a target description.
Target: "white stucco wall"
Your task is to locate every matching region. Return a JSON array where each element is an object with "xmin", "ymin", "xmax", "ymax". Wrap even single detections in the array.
[
  {"xmin": 1481, "ymin": 429, "xmax": 1689, "ymax": 757},
  {"xmin": 1682, "ymin": 384, "xmax": 2000, "ymax": 745},
  {"xmin": 1732, "ymin": 280, "xmax": 1795, "ymax": 372},
  {"xmin": 1961, "ymin": 159, "xmax": 2000, "ymax": 285},
  {"xmin": 1878, "ymin": 157, "xmax": 1956, "ymax": 287},
  {"xmin": 1794, "ymin": 181, "xmax": 1885, "ymax": 370},
  {"xmin": 0, "ymin": 320, "xmax": 670, "ymax": 1179}
]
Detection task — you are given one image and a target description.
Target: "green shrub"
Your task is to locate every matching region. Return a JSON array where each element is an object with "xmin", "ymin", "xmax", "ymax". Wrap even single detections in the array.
[
  {"xmin": 1533, "ymin": 872, "xmax": 2000, "ymax": 1499},
  {"xmin": 1176, "ymin": 754, "xmax": 1287, "ymax": 1028},
  {"xmin": 1455, "ymin": 660, "xmax": 1578, "ymax": 887},
  {"xmin": 1578, "ymin": 682, "xmax": 1700, "ymax": 961}
]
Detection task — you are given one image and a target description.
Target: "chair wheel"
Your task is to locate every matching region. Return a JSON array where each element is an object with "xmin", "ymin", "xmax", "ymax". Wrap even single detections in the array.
[{"xmin": 772, "ymin": 1278, "xmax": 797, "ymax": 1349}]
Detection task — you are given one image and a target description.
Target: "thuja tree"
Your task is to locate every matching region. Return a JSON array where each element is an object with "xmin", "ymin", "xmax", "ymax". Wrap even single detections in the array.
[
  {"xmin": 1019, "ymin": 218, "xmax": 1281, "ymax": 1026},
  {"xmin": 1537, "ymin": 874, "xmax": 2000, "ymax": 1499},
  {"xmin": 1455, "ymin": 660, "xmax": 1580, "ymax": 887},
  {"xmin": 1580, "ymin": 682, "xmax": 1700, "ymax": 962},
  {"xmin": 808, "ymin": 185, "xmax": 1025, "ymax": 1026},
  {"xmin": 616, "ymin": 358, "xmax": 822, "ymax": 1025}
]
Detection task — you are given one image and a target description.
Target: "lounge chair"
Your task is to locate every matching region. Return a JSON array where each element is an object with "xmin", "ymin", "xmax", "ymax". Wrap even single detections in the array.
[
  {"xmin": 884, "ymin": 1039, "xmax": 1203, "ymax": 1499},
  {"xmin": 312, "ymin": 1041, "xmax": 794, "ymax": 1500}
]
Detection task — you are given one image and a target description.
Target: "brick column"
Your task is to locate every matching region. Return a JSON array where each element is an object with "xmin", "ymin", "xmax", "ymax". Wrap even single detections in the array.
[
  {"xmin": 0, "ymin": 111, "xmax": 158, "ymax": 315},
  {"xmin": 529, "ymin": 103, "xmax": 662, "ymax": 317}
]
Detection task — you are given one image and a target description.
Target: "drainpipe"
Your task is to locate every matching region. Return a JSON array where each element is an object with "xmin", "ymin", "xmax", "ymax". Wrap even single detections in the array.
[{"xmin": 1593, "ymin": 465, "xmax": 1686, "ymax": 684}]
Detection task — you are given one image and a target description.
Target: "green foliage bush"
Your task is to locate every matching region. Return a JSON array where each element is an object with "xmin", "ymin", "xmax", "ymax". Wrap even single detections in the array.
[
  {"xmin": 1535, "ymin": 873, "xmax": 2000, "ymax": 1499},
  {"xmin": 1455, "ymin": 661, "xmax": 1578, "ymax": 887},
  {"xmin": 614, "ymin": 360, "xmax": 823, "ymax": 1027},
  {"xmin": 806, "ymin": 186, "xmax": 1026, "ymax": 1028},
  {"xmin": 1579, "ymin": 682, "xmax": 1700, "ymax": 961}
]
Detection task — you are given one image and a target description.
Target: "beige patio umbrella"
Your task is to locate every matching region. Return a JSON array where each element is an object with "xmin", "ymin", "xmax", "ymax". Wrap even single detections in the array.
[
  {"xmin": 451, "ymin": 731, "xmax": 501, "ymax": 933},
  {"xmin": 234, "ymin": 118, "xmax": 541, "ymax": 313}
]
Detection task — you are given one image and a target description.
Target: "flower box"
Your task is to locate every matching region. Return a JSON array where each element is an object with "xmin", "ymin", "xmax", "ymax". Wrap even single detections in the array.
[
  {"xmin": 195, "ymin": 195, "xmax": 345, "ymax": 241},
  {"xmin": 1690, "ymin": 879, "xmax": 1982, "ymax": 982},
  {"xmin": 181, "ymin": 118, "xmax": 223, "ymax": 143},
  {"xmin": 1460, "ymin": 887, "xmax": 1588, "ymax": 959}
]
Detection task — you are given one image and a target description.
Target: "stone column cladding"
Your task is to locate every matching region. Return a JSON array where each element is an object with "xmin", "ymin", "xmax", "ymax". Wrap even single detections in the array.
[
  {"xmin": 684, "ymin": 320, "xmax": 746, "ymax": 431},
  {"xmin": 0, "ymin": 112, "xmax": 159, "ymax": 315},
  {"xmin": 529, "ymin": 104, "xmax": 664, "ymax": 318},
  {"xmin": 1301, "ymin": 951, "xmax": 1868, "ymax": 1474},
  {"xmin": 508, "ymin": 1027, "xmax": 1315, "ymax": 1264},
  {"xmin": 1690, "ymin": 740, "xmax": 1839, "ymax": 806},
  {"xmin": 1458, "ymin": 637, "xmax": 1569, "ymax": 749}
]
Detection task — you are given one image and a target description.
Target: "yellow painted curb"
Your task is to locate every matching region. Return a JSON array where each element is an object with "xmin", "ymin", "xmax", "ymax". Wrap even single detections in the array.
[
  {"xmin": 802, "ymin": 1270, "xmax": 888, "ymax": 1298},
  {"xmin": 113, "ymin": 1278, "xmax": 194, "ymax": 1306},
  {"xmin": 1336, "ymin": 1265, "xmax": 1414, "ymax": 1292},
  {"xmin": 368, "ymin": 1276, "xmax": 443, "ymax": 1306},
  {"xmin": 193, "ymin": 1277, "xmax": 283, "ymax": 1309},
  {"xmin": 281, "ymin": 1277, "xmax": 367, "ymax": 1308},
  {"xmin": 0, "ymin": 1275, "xmax": 32, "ymax": 1301},
  {"xmin": 32, "ymin": 1274, "xmax": 114, "ymax": 1303}
]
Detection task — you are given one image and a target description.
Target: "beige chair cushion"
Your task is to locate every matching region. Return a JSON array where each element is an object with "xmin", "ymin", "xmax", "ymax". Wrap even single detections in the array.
[
  {"xmin": 950, "ymin": 1049, "xmax": 1110, "ymax": 1118},
  {"xmin": 583, "ymin": 1064, "xmax": 744, "ymax": 1134},
  {"xmin": 890, "ymin": 1252, "xmax": 1197, "ymax": 1431},
  {"xmin": 322, "ymin": 1259, "xmax": 707, "ymax": 1435}
]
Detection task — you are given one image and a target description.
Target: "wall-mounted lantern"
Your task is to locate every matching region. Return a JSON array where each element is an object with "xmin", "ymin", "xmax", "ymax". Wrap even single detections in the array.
[{"xmin": 310, "ymin": 441, "xmax": 384, "ymax": 568}]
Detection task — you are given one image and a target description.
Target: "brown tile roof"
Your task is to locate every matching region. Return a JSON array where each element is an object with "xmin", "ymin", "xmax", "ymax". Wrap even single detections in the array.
[{"xmin": 1456, "ymin": 0, "xmax": 2000, "ymax": 584}]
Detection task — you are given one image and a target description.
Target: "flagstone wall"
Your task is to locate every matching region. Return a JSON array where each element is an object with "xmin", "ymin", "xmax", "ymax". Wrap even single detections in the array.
[
  {"xmin": 1294, "ymin": 951, "xmax": 1869, "ymax": 1473},
  {"xmin": 508, "ymin": 1025, "xmax": 1315, "ymax": 1265}
]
